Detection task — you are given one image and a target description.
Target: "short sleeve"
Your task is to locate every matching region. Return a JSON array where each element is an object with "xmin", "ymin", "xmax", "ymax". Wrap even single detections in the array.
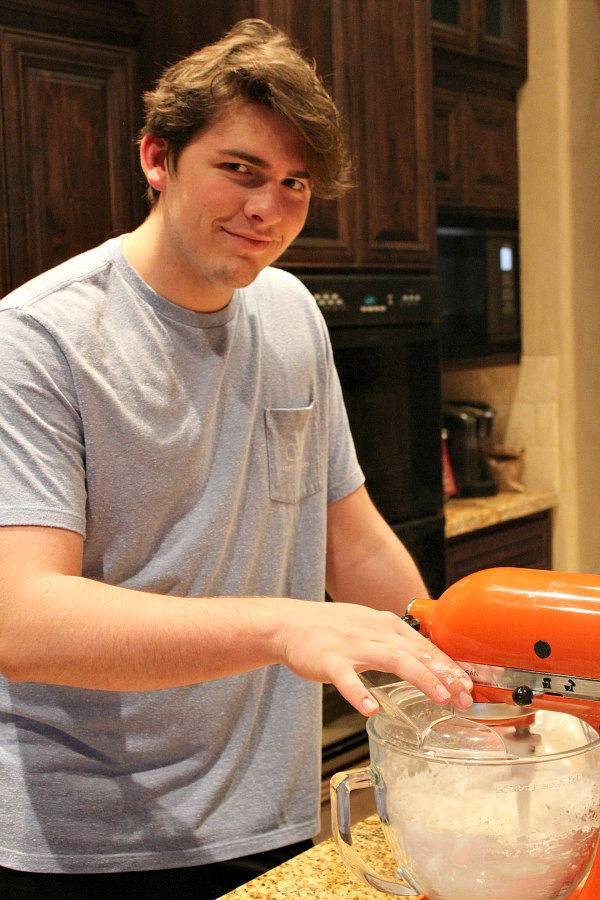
[{"xmin": 0, "ymin": 310, "xmax": 87, "ymax": 534}]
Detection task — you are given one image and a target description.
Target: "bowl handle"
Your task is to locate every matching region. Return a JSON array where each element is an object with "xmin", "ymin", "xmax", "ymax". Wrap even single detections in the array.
[{"xmin": 330, "ymin": 768, "xmax": 422, "ymax": 897}]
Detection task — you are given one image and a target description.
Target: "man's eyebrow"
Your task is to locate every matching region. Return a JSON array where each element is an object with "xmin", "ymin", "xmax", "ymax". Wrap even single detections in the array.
[{"xmin": 217, "ymin": 148, "xmax": 310, "ymax": 180}]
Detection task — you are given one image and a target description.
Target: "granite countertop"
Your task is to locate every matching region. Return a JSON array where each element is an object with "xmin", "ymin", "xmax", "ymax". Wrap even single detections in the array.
[
  {"xmin": 217, "ymin": 815, "xmax": 421, "ymax": 899},
  {"xmin": 444, "ymin": 490, "xmax": 557, "ymax": 539}
]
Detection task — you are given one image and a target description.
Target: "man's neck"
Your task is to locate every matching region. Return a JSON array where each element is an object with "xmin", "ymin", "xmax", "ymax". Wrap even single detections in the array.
[{"xmin": 121, "ymin": 219, "xmax": 234, "ymax": 313}]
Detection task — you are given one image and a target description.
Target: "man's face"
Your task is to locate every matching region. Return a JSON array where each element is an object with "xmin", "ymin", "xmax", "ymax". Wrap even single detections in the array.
[{"xmin": 146, "ymin": 101, "xmax": 312, "ymax": 307}]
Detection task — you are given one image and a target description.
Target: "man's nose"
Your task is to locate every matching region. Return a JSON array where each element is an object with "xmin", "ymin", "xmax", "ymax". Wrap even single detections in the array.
[{"xmin": 244, "ymin": 183, "xmax": 283, "ymax": 225}]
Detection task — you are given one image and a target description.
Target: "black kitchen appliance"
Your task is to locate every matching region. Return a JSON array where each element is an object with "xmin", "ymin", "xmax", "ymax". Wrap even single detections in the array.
[
  {"xmin": 437, "ymin": 221, "xmax": 521, "ymax": 360},
  {"xmin": 443, "ymin": 400, "xmax": 499, "ymax": 497},
  {"xmin": 298, "ymin": 273, "xmax": 445, "ymax": 775}
]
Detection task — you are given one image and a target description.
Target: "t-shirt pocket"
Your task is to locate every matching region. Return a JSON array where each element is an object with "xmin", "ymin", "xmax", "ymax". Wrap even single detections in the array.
[{"xmin": 265, "ymin": 402, "xmax": 322, "ymax": 503}]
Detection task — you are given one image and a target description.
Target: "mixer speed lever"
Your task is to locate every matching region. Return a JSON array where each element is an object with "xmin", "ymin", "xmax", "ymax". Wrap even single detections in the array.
[
  {"xmin": 401, "ymin": 614, "xmax": 420, "ymax": 631},
  {"xmin": 512, "ymin": 685, "xmax": 534, "ymax": 706}
]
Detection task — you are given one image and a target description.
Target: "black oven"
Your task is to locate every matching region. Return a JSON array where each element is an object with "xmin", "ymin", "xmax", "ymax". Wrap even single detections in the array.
[{"xmin": 299, "ymin": 274, "xmax": 446, "ymax": 775}]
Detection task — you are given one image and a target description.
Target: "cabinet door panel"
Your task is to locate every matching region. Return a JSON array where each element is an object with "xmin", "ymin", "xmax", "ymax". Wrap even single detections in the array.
[
  {"xmin": 466, "ymin": 93, "xmax": 518, "ymax": 209},
  {"xmin": 2, "ymin": 30, "xmax": 139, "ymax": 290},
  {"xmin": 478, "ymin": 0, "xmax": 528, "ymax": 66},
  {"xmin": 432, "ymin": 0, "xmax": 527, "ymax": 68},
  {"xmin": 432, "ymin": 0, "xmax": 477, "ymax": 52},
  {"xmin": 254, "ymin": 0, "xmax": 355, "ymax": 266},
  {"xmin": 433, "ymin": 87, "xmax": 464, "ymax": 204},
  {"xmin": 355, "ymin": 0, "xmax": 435, "ymax": 267},
  {"xmin": 256, "ymin": 0, "xmax": 435, "ymax": 270}
]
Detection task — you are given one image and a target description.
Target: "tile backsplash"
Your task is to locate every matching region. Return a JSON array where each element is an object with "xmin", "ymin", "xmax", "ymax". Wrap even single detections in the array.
[{"xmin": 441, "ymin": 356, "xmax": 559, "ymax": 494}]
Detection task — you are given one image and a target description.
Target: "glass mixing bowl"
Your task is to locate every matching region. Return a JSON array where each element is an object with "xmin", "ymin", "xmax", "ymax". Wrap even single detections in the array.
[{"xmin": 331, "ymin": 685, "xmax": 600, "ymax": 900}]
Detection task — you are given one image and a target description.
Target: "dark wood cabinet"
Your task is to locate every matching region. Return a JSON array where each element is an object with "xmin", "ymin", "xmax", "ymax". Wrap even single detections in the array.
[
  {"xmin": 432, "ymin": 0, "xmax": 526, "ymax": 215},
  {"xmin": 137, "ymin": 0, "xmax": 253, "ymax": 94},
  {"xmin": 432, "ymin": 0, "xmax": 527, "ymax": 67},
  {"xmin": 0, "ymin": 0, "xmax": 530, "ymax": 292},
  {"xmin": 434, "ymin": 87, "xmax": 518, "ymax": 211},
  {"xmin": 0, "ymin": 29, "xmax": 140, "ymax": 292},
  {"xmin": 0, "ymin": 1, "xmax": 146, "ymax": 294},
  {"xmin": 0, "ymin": 0, "xmax": 148, "ymax": 45},
  {"xmin": 84, "ymin": 0, "xmax": 439, "ymax": 273},
  {"xmin": 0, "ymin": 0, "xmax": 438, "ymax": 290},
  {"xmin": 433, "ymin": 88, "xmax": 464, "ymax": 207},
  {"xmin": 255, "ymin": 0, "xmax": 436, "ymax": 271},
  {"xmin": 0, "ymin": 77, "xmax": 8, "ymax": 296},
  {"xmin": 251, "ymin": 0, "xmax": 354, "ymax": 268},
  {"xmin": 446, "ymin": 509, "xmax": 553, "ymax": 586}
]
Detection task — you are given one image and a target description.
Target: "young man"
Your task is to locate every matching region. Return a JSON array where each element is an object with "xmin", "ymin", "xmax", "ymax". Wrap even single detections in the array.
[{"xmin": 0, "ymin": 19, "xmax": 472, "ymax": 899}]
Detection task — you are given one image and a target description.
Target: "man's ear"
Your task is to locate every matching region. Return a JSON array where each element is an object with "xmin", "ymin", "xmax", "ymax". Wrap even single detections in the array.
[{"xmin": 139, "ymin": 135, "xmax": 169, "ymax": 193}]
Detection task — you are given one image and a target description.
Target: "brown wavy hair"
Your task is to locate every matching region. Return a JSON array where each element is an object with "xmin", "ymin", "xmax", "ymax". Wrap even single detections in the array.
[{"xmin": 139, "ymin": 19, "xmax": 353, "ymax": 206}]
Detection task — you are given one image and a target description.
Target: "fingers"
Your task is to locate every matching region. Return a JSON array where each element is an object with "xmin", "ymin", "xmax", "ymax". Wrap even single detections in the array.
[
  {"xmin": 386, "ymin": 617, "xmax": 474, "ymax": 709},
  {"xmin": 326, "ymin": 628, "xmax": 474, "ymax": 718},
  {"xmin": 334, "ymin": 658, "xmax": 473, "ymax": 718},
  {"xmin": 329, "ymin": 664, "xmax": 381, "ymax": 717},
  {"xmin": 278, "ymin": 599, "xmax": 474, "ymax": 716},
  {"xmin": 379, "ymin": 644, "xmax": 473, "ymax": 711}
]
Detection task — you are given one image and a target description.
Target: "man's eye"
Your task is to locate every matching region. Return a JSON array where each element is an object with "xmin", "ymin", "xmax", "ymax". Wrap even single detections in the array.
[
  {"xmin": 222, "ymin": 162, "xmax": 250, "ymax": 174},
  {"xmin": 284, "ymin": 178, "xmax": 307, "ymax": 192}
]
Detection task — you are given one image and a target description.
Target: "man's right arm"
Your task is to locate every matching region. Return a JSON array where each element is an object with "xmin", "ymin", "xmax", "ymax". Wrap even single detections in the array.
[
  {"xmin": 0, "ymin": 524, "xmax": 285, "ymax": 690},
  {"xmin": 0, "ymin": 523, "xmax": 472, "ymax": 714}
]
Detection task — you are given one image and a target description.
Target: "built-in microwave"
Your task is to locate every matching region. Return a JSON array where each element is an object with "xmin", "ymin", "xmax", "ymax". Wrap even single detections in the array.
[{"xmin": 437, "ymin": 224, "xmax": 521, "ymax": 360}]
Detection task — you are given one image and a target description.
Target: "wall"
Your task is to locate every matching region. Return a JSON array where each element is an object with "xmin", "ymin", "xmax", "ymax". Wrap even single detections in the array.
[{"xmin": 443, "ymin": 0, "xmax": 600, "ymax": 573}]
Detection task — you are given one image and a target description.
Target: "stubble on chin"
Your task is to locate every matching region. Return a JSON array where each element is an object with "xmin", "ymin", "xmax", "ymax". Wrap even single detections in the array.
[
  {"xmin": 211, "ymin": 252, "xmax": 280, "ymax": 290},
  {"xmin": 209, "ymin": 264, "xmax": 259, "ymax": 291}
]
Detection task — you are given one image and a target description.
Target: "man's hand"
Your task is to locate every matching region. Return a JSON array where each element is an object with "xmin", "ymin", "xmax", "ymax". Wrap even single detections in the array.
[
  {"xmin": 319, "ymin": 486, "xmax": 473, "ymax": 715},
  {"xmin": 276, "ymin": 598, "xmax": 473, "ymax": 716}
]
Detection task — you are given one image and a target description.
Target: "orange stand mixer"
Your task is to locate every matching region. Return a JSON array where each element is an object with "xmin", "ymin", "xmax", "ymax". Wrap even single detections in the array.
[{"xmin": 331, "ymin": 567, "xmax": 600, "ymax": 900}]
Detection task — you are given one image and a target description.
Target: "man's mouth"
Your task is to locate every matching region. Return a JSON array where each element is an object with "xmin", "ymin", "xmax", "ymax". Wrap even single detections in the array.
[{"xmin": 222, "ymin": 228, "xmax": 277, "ymax": 249}]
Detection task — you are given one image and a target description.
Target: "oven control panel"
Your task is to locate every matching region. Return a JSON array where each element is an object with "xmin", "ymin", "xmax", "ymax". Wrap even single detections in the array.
[{"xmin": 298, "ymin": 274, "xmax": 441, "ymax": 327}]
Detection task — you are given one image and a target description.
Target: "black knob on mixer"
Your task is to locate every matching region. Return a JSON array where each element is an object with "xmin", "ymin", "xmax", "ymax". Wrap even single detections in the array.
[
  {"xmin": 512, "ymin": 685, "xmax": 534, "ymax": 706},
  {"xmin": 402, "ymin": 614, "xmax": 420, "ymax": 632}
]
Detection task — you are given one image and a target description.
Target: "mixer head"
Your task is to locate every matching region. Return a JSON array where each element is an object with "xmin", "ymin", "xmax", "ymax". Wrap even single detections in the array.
[{"xmin": 405, "ymin": 567, "xmax": 600, "ymax": 734}]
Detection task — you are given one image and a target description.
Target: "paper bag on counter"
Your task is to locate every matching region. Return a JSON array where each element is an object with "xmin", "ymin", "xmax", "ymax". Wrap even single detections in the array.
[{"xmin": 484, "ymin": 444, "xmax": 525, "ymax": 493}]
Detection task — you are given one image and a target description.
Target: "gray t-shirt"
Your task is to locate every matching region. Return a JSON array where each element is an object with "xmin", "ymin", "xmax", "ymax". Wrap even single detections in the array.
[{"xmin": 0, "ymin": 238, "xmax": 364, "ymax": 873}]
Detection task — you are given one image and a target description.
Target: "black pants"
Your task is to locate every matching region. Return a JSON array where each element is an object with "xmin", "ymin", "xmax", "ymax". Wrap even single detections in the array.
[{"xmin": 0, "ymin": 840, "xmax": 314, "ymax": 900}]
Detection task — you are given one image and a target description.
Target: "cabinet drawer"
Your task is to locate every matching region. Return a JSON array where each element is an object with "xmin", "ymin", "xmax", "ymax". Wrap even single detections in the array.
[{"xmin": 446, "ymin": 510, "xmax": 552, "ymax": 586}]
